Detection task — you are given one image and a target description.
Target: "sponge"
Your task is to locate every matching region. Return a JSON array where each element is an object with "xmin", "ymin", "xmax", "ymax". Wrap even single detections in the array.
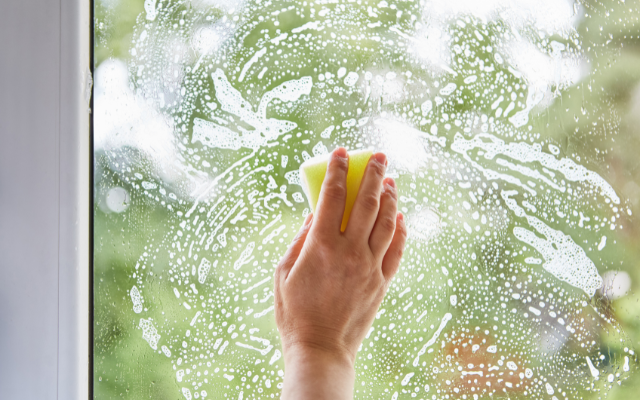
[{"xmin": 299, "ymin": 149, "xmax": 373, "ymax": 231}]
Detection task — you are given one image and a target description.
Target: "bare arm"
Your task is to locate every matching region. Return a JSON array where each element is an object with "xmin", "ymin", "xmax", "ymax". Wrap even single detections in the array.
[{"xmin": 274, "ymin": 147, "xmax": 407, "ymax": 400}]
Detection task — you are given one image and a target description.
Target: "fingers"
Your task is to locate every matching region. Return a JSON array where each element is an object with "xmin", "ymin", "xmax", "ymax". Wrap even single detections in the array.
[
  {"xmin": 313, "ymin": 148, "xmax": 349, "ymax": 235},
  {"xmin": 275, "ymin": 213, "xmax": 313, "ymax": 281},
  {"xmin": 368, "ymin": 178, "xmax": 398, "ymax": 259},
  {"xmin": 381, "ymin": 213, "xmax": 407, "ymax": 282},
  {"xmin": 345, "ymin": 153, "xmax": 387, "ymax": 240}
]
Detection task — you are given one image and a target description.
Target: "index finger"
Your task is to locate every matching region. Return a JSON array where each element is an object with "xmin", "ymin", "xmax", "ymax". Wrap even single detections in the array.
[{"xmin": 312, "ymin": 147, "xmax": 349, "ymax": 235}]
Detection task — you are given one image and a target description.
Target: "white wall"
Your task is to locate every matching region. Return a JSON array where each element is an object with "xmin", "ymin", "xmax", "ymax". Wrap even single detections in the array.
[{"xmin": 0, "ymin": 0, "xmax": 89, "ymax": 398}]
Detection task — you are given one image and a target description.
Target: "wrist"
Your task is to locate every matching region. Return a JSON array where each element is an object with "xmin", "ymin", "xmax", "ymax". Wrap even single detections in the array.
[
  {"xmin": 281, "ymin": 345, "xmax": 356, "ymax": 400},
  {"xmin": 284, "ymin": 342, "xmax": 355, "ymax": 370}
]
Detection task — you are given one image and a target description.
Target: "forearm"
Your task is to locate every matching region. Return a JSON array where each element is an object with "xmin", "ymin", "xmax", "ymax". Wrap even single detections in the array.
[{"xmin": 281, "ymin": 346, "xmax": 355, "ymax": 400}]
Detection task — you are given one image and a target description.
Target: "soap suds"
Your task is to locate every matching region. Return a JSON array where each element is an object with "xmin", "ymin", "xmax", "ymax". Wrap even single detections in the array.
[{"xmin": 94, "ymin": 0, "xmax": 636, "ymax": 399}]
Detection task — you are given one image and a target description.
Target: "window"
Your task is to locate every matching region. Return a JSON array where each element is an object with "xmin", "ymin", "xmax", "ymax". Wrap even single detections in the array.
[{"xmin": 93, "ymin": 0, "xmax": 640, "ymax": 399}]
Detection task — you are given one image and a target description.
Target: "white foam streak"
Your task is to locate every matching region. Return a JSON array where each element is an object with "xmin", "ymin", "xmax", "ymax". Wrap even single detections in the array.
[
  {"xmin": 413, "ymin": 313, "xmax": 452, "ymax": 366},
  {"xmin": 193, "ymin": 70, "xmax": 311, "ymax": 150},
  {"xmin": 502, "ymin": 190, "xmax": 602, "ymax": 296},
  {"xmin": 452, "ymin": 133, "xmax": 620, "ymax": 204}
]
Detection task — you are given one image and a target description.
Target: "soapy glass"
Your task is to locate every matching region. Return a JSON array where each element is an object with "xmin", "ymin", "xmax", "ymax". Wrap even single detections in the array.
[{"xmin": 93, "ymin": 0, "xmax": 640, "ymax": 399}]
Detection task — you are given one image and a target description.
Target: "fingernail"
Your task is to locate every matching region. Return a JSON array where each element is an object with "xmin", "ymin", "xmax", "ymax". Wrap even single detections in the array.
[
  {"xmin": 398, "ymin": 212, "xmax": 404, "ymax": 222},
  {"xmin": 334, "ymin": 147, "xmax": 348, "ymax": 159},
  {"xmin": 386, "ymin": 178, "xmax": 396, "ymax": 188},
  {"xmin": 374, "ymin": 152, "xmax": 387, "ymax": 166}
]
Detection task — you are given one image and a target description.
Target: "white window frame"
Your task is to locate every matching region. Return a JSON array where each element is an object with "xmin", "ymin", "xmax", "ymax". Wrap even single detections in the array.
[{"xmin": 0, "ymin": 0, "xmax": 90, "ymax": 398}]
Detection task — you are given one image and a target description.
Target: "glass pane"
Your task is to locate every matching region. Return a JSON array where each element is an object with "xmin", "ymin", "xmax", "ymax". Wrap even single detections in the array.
[{"xmin": 93, "ymin": 0, "xmax": 640, "ymax": 399}]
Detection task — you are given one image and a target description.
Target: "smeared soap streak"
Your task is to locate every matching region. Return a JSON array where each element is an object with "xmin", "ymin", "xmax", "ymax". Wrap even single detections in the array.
[
  {"xmin": 586, "ymin": 356, "xmax": 600, "ymax": 378},
  {"xmin": 130, "ymin": 285, "xmax": 143, "ymax": 313},
  {"xmin": 235, "ymin": 340, "xmax": 273, "ymax": 356},
  {"xmin": 452, "ymin": 133, "xmax": 620, "ymax": 204},
  {"xmin": 186, "ymin": 151, "xmax": 256, "ymax": 217},
  {"xmin": 139, "ymin": 318, "xmax": 161, "ymax": 350},
  {"xmin": 144, "ymin": 0, "xmax": 157, "ymax": 21},
  {"xmin": 192, "ymin": 70, "xmax": 311, "ymax": 150},
  {"xmin": 509, "ymin": 86, "xmax": 545, "ymax": 127},
  {"xmin": 241, "ymin": 276, "xmax": 271, "ymax": 294},
  {"xmin": 233, "ymin": 242, "xmax": 255, "ymax": 270},
  {"xmin": 291, "ymin": 21, "xmax": 323, "ymax": 33},
  {"xmin": 413, "ymin": 312, "xmax": 452, "ymax": 366},
  {"xmin": 502, "ymin": 190, "xmax": 602, "ymax": 296},
  {"xmin": 598, "ymin": 236, "xmax": 607, "ymax": 251},
  {"xmin": 269, "ymin": 349, "xmax": 282, "ymax": 365},
  {"xmin": 197, "ymin": 257, "xmax": 212, "ymax": 284},
  {"xmin": 401, "ymin": 372, "xmax": 415, "ymax": 386},
  {"xmin": 190, "ymin": 311, "xmax": 201, "ymax": 326},
  {"xmin": 238, "ymin": 48, "xmax": 267, "ymax": 82}
]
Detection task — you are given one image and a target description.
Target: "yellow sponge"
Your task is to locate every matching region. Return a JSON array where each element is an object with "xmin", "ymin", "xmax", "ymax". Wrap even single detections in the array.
[{"xmin": 299, "ymin": 149, "xmax": 373, "ymax": 231}]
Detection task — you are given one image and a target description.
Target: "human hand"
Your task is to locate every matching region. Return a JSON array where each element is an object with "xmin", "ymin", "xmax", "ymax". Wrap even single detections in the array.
[{"xmin": 274, "ymin": 147, "xmax": 407, "ymax": 399}]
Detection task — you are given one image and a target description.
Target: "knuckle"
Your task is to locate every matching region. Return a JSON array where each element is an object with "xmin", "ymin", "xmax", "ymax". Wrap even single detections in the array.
[
  {"xmin": 322, "ymin": 182, "xmax": 347, "ymax": 201},
  {"xmin": 368, "ymin": 161, "xmax": 385, "ymax": 178},
  {"xmin": 360, "ymin": 193, "xmax": 380, "ymax": 211},
  {"xmin": 329, "ymin": 155, "xmax": 349, "ymax": 173},
  {"xmin": 382, "ymin": 185, "xmax": 398, "ymax": 201},
  {"xmin": 380, "ymin": 216, "xmax": 396, "ymax": 233},
  {"xmin": 391, "ymin": 243, "xmax": 405, "ymax": 261}
]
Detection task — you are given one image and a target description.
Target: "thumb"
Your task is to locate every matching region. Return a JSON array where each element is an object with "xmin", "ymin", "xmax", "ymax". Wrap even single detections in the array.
[{"xmin": 275, "ymin": 213, "xmax": 313, "ymax": 281}]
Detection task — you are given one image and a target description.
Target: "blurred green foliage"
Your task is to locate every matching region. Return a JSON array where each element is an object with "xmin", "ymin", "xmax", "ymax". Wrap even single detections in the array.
[{"xmin": 94, "ymin": 0, "xmax": 640, "ymax": 399}]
